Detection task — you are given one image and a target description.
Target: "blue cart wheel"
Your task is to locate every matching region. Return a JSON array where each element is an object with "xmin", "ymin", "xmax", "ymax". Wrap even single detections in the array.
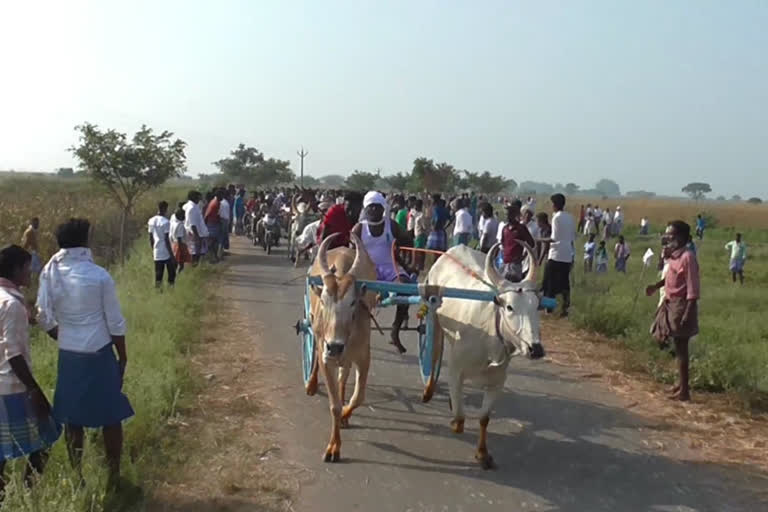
[
  {"xmin": 417, "ymin": 315, "xmax": 443, "ymax": 386},
  {"xmin": 301, "ymin": 281, "xmax": 316, "ymax": 387}
]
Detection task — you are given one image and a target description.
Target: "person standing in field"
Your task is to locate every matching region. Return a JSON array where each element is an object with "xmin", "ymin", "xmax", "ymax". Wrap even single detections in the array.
[
  {"xmin": 412, "ymin": 199, "xmax": 429, "ymax": 270},
  {"xmin": 20, "ymin": 217, "xmax": 43, "ymax": 276},
  {"xmin": 583, "ymin": 212, "xmax": 597, "ymax": 237},
  {"xmin": 647, "ymin": 220, "xmax": 699, "ymax": 402},
  {"xmin": 583, "ymin": 233, "xmax": 596, "ymax": 273},
  {"xmin": 602, "ymin": 208, "xmax": 614, "ymax": 240},
  {"xmin": 595, "ymin": 240, "xmax": 609, "ymax": 273},
  {"xmin": 695, "ymin": 214, "xmax": 705, "ymax": 240},
  {"xmin": 577, "ymin": 205, "xmax": 586, "ymax": 234},
  {"xmin": 204, "ymin": 190, "xmax": 223, "ymax": 262},
  {"xmin": 218, "ymin": 188, "xmax": 231, "ymax": 256},
  {"xmin": 427, "ymin": 196, "xmax": 450, "ymax": 253},
  {"xmin": 640, "ymin": 216, "xmax": 650, "ymax": 235},
  {"xmin": 614, "ymin": 235, "xmax": 631, "ymax": 273},
  {"xmin": 477, "ymin": 202, "xmax": 499, "ymax": 254},
  {"xmin": 613, "ymin": 206, "xmax": 624, "ymax": 236},
  {"xmin": 540, "ymin": 194, "xmax": 577, "ymax": 316},
  {"xmin": 148, "ymin": 201, "xmax": 176, "ymax": 288},
  {"xmin": 522, "ymin": 205, "xmax": 539, "ymax": 240},
  {"xmin": 183, "ymin": 191, "xmax": 208, "ymax": 265},
  {"xmin": 535, "ymin": 212, "xmax": 551, "ymax": 267},
  {"xmin": 170, "ymin": 204, "xmax": 191, "ymax": 274},
  {"xmin": 233, "ymin": 189, "xmax": 246, "ymax": 236},
  {"xmin": 0, "ymin": 245, "xmax": 61, "ymax": 497},
  {"xmin": 452, "ymin": 199, "xmax": 473, "ymax": 247},
  {"xmin": 36, "ymin": 219, "xmax": 134, "ymax": 488},
  {"xmin": 725, "ymin": 233, "xmax": 747, "ymax": 285}
]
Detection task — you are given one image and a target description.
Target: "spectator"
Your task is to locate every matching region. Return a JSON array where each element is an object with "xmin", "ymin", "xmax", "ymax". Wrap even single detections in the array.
[
  {"xmin": 477, "ymin": 202, "xmax": 499, "ymax": 254},
  {"xmin": 583, "ymin": 233, "xmax": 596, "ymax": 273},
  {"xmin": 183, "ymin": 191, "xmax": 208, "ymax": 265},
  {"xmin": 577, "ymin": 205, "xmax": 586, "ymax": 234},
  {"xmin": 500, "ymin": 203, "xmax": 535, "ymax": 282},
  {"xmin": 522, "ymin": 206, "xmax": 539, "ymax": 239},
  {"xmin": 725, "ymin": 233, "xmax": 746, "ymax": 285},
  {"xmin": 647, "ymin": 221, "xmax": 699, "ymax": 401},
  {"xmin": 535, "ymin": 212, "xmax": 551, "ymax": 267},
  {"xmin": 412, "ymin": 199, "xmax": 429, "ymax": 270},
  {"xmin": 695, "ymin": 214, "xmax": 705, "ymax": 240},
  {"xmin": 204, "ymin": 190, "xmax": 223, "ymax": 262},
  {"xmin": 36, "ymin": 219, "xmax": 133, "ymax": 487},
  {"xmin": 233, "ymin": 189, "xmax": 246, "ymax": 236},
  {"xmin": 317, "ymin": 191, "xmax": 364, "ymax": 250},
  {"xmin": 613, "ymin": 206, "xmax": 624, "ymax": 236},
  {"xmin": 540, "ymin": 194, "xmax": 577, "ymax": 316},
  {"xmin": 0, "ymin": 245, "xmax": 61, "ymax": 495},
  {"xmin": 170, "ymin": 204, "xmax": 191, "ymax": 274},
  {"xmin": 614, "ymin": 235, "xmax": 631, "ymax": 273},
  {"xmin": 640, "ymin": 216, "xmax": 650, "ymax": 235},
  {"xmin": 602, "ymin": 208, "xmax": 614, "ymax": 240},
  {"xmin": 583, "ymin": 213, "xmax": 597, "ymax": 237},
  {"xmin": 427, "ymin": 196, "xmax": 450, "ymax": 253},
  {"xmin": 148, "ymin": 201, "xmax": 176, "ymax": 288},
  {"xmin": 20, "ymin": 217, "xmax": 42, "ymax": 275},
  {"xmin": 453, "ymin": 199, "xmax": 473, "ymax": 246},
  {"xmin": 219, "ymin": 189, "xmax": 231, "ymax": 255},
  {"xmin": 595, "ymin": 240, "xmax": 609, "ymax": 273}
]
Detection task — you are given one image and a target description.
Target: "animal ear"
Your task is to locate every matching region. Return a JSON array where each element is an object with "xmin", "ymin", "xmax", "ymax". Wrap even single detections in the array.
[{"xmin": 311, "ymin": 285, "xmax": 323, "ymax": 298}]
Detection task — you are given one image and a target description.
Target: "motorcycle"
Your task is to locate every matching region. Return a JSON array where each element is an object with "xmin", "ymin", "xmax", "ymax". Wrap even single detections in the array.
[{"xmin": 261, "ymin": 213, "xmax": 281, "ymax": 254}]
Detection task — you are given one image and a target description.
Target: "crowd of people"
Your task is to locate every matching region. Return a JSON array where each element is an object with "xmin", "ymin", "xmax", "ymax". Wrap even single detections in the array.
[{"xmin": 0, "ymin": 183, "xmax": 754, "ymax": 494}]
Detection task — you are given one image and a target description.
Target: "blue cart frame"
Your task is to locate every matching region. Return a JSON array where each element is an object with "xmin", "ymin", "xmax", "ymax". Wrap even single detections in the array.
[{"xmin": 296, "ymin": 276, "xmax": 501, "ymax": 390}]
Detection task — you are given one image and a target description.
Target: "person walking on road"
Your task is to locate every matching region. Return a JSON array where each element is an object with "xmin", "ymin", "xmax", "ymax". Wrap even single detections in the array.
[
  {"xmin": 148, "ymin": 201, "xmax": 176, "ymax": 288},
  {"xmin": 647, "ymin": 221, "xmax": 700, "ymax": 402},
  {"xmin": 725, "ymin": 233, "xmax": 747, "ymax": 285},
  {"xmin": 540, "ymin": 194, "xmax": 576, "ymax": 317}
]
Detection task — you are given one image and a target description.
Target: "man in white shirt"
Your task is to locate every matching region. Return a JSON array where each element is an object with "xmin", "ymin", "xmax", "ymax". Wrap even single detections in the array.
[
  {"xmin": 541, "ymin": 193, "xmax": 576, "ymax": 316},
  {"xmin": 522, "ymin": 205, "xmax": 539, "ymax": 239},
  {"xmin": 452, "ymin": 199, "xmax": 473, "ymax": 246},
  {"xmin": 148, "ymin": 201, "xmax": 175, "ymax": 288},
  {"xmin": 183, "ymin": 191, "xmax": 208, "ymax": 264},
  {"xmin": 219, "ymin": 193, "xmax": 231, "ymax": 255}
]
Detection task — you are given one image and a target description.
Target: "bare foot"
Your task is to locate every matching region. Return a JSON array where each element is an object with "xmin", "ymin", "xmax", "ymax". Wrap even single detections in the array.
[
  {"xmin": 389, "ymin": 336, "xmax": 407, "ymax": 354},
  {"xmin": 668, "ymin": 390, "xmax": 691, "ymax": 402}
]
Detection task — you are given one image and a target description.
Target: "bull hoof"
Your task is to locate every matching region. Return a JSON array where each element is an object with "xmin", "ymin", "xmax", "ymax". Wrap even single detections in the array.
[
  {"xmin": 450, "ymin": 418, "xmax": 465, "ymax": 434},
  {"xmin": 323, "ymin": 451, "xmax": 340, "ymax": 463},
  {"xmin": 475, "ymin": 453, "xmax": 496, "ymax": 470}
]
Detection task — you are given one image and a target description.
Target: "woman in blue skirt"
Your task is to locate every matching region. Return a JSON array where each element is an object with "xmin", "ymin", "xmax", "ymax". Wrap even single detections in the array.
[
  {"xmin": 36, "ymin": 219, "xmax": 133, "ymax": 488},
  {"xmin": 0, "ymin": 245, "xmax": 61, "ymax": 497}
]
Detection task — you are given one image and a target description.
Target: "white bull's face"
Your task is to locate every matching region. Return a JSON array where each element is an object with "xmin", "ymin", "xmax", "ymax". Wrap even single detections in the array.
[{"xmin": 495, "ymin": 282, "xmax": 544, "ymax": 358}]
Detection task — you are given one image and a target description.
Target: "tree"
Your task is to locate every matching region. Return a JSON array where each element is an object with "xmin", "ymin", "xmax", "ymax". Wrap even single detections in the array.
[
  {"xmin": 345, "ymin": 170, "xmax": 379, "ymax": 190},
  {"xmin": 595, "ymin": 179, "xmax": 621, "ymax": 197},
  {"xmin": 626, "ymin": 190, "xmax": 656, "ymax": 198},
  {"xmin": 295, "ymin": 175, "xmax": 321, "ymax": 188},
  {"xmin": 716, "ymin": 195, "xmax": 726, "ymax": 201},
  {"xmin": 731, "ymin": 194, "xmax": 743, "ymax": 202},
  {"xmin": 466, "ymin": 171, "xmax": 513, "ymax": 195},
  {"xmin": 71, "ymin": 123, "xmax": 186, "ymax": 263},
  {"xmin": 565, "ymin": 182, "xmax": 580, "ymax": 195},
  {"xmin": 57, "ymin": 167, "xmax": 74, "ymax": 178},
  {"xmin": 747, "ymin": 197, "xmax": 763, "ymax": 204},
  {"xmin": 383, "ymin": 172, "xmax": 409, "ymax": 192},
  {"xmin": 213, "ymin": 143, "xmax": 294, "ymax": 186},
  {"xmin": 681, "ymin": 182, "xmax": 712, "ymax": 201},
  {"xmin": 518, "ymin": 181, "xmax": 554, "ymax": 196},
  {"xmin": 320, "ymin": 174, "xmax": 346, "ymax": 188}
]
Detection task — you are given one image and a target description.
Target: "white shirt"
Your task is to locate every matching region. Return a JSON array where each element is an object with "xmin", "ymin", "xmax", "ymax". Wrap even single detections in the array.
[
  {"xmin": 170, "ymin": 215, "xmax": 186, "ymax": 244},
  {"xmin": 604, "ymin": 211, "xmax": 613, "ymax": 224},
  {"xmin": 413, "ymin": 211, "xmax": 428, "ymax": 238},
  {"xmin": 614, "ymin": 210, "xmax": 623, "ymax": 223},
  {"xmin": 148, "ymin": 215, "xmax": 171, "ymax": 261},
  {"xmin": 548, "ymin": 210, "xmax": 576, "ymax": 263},
  {"xmin": 496, "ymin": 221, "xmax": 507, "ymax": 242},
  {"xmin": 640, "ymin": 218, "xmax": 649, "ymax": 227},
  {"xmin": 526, "ymin": 220, "xmax": 540, "ymax": 239},
  {"xmin": 0, "ymin": 284, "xmax": 31, "ymax": 394},
  {"xmin": 36, "ymin": 248, "xmax": 126, "ymax": 353},
  {"xmin": 183, "ymin": 200, "xmax": 209, "ymax": 238},
  {"xmin": 407, "ymin": 208, "xmax": 417, "ymax": 231},
  {"xmin": 219, "ymin": 198, "xmax": 231, "ymax": 220},
  {"xmin": 296, "ymin": 219, "xmax": 321, "ymax": 249},
  {"xmin": 453, "ymin": 208, "xmax": 473, "ymax": 235},
  {"xmin": 478, "ymin": 216, "xmax": 499, "ymax": 243}
]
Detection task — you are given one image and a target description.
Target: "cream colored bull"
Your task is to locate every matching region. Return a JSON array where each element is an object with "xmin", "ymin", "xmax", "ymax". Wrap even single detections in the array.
[
  {"xmin": 427, "ymin": 242, "xmax": 544, "ymax": 469},
  {"xmin": 305, "ymin": 233, "xmax": 377, "ymax": 462}
]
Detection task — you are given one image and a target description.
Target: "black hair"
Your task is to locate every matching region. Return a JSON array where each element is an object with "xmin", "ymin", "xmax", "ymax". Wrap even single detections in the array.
[
  {"xmin": 0, "ymin": 245, "xmax": 31, "ymax": 279},
  {"xmin": 158, "ymin": 201, "xmax": 169, "ymax": 212},
  {"xmin": 481, "ymin": 202, "xmax": 493, "ymax": 217},
  {"xmin": 188, "ymin": 190, "xmax": 199, "ymax": 201},
  {"xmin": 536, "ymin": 212, "xmax": 549, "ymax": 223},
  {"xmin": 344, "ymin": 191, "xmax": 364, "ymax": 204},
  {"xmin": 55, "ymin": 218, "xmax": 91, "ymax": 249},
  {"xmin": 669, "ymin": 220, "xmax": 691, "ymax": 242},
  {"xmin": 551, "ymin": 193, "xmax": 566, "ymax": 210},
  {"xmin": 415, "ymin": 199, "xmax": 424, "ymax": 210}
]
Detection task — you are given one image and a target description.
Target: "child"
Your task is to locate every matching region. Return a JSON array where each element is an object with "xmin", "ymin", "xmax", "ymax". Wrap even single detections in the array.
[
  {"xmin": 583, "ymin": 233, "xmax": 596, "ymax": 273},
  {"xmin": 595, "ymin": 240, "xmax": 609, "ymax": 273},
  {"xmin": 170, "ymin": 203, "xmax": 192, "ymax": 274},
  {"xmin": 614, "ymin": 235, "xmax": 631, "ymax": 273}
]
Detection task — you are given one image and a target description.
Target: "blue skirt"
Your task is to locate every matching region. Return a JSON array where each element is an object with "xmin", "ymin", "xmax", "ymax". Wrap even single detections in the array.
[
  {"xmin": 53, "ymin": 345, "xmax": 134, "ymax": 428},
  {"xmin": 426, "ymin": 230, "xmax": 447, "ymax": 252},
  {"xmin": 0, "ymin": 392, "xmax": 61, "ymax": 460}
]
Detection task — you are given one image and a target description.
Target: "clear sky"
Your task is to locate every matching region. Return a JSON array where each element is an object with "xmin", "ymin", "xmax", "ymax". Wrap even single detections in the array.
[{"xmin": 1, "ymin": 0, "xmax": 766, "ymax": 197}]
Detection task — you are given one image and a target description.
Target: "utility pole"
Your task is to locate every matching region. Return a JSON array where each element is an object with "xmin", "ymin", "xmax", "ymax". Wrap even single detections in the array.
[{"xmin": 297, "ymin": 146, "xmax": 309, "ymax": 188}]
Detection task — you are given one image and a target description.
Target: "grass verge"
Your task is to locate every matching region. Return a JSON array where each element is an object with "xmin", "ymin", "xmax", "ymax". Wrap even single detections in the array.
[{"xmin": 2, "ymin": 242, "xmax": 214, "ymax": 511}]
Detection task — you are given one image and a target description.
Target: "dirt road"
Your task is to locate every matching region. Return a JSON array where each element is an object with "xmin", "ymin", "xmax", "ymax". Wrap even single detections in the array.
[{"xmin": 217, "ymin": 237, "xmax": 765, "ymax": 512}]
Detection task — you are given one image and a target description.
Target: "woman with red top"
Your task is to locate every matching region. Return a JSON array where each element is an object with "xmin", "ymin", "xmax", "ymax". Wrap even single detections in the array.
[{"xmin": 646, "ymin": 220, "xmax": 700, "ymax": 401}]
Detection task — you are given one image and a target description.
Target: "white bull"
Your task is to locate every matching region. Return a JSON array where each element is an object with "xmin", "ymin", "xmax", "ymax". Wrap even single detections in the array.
[{"xmin": 427, "ymin": 242, "xmax": 544, "ymax": 469}]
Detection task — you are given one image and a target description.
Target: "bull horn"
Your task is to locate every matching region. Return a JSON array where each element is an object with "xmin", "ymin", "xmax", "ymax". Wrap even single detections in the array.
[
  {"xmin": 519, "ymin": 241, "xmax": 539, "ymax": 282},
  {"xmin": 317, "ymin": 233, "xmax": 339, "ymax": 277},
  {"xmin": 484, "ymin": 243, "xmax": 505, "ymax": 289},
  {"xmin": 348, "ymin": 233, "xmax": 365, "ymax": 278}
]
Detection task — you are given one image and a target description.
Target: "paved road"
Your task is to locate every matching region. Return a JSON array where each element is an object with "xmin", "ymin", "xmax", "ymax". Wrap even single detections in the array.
[{"xmin": 224, "ymin": 238, "xmax": 766, "ymax": 512}]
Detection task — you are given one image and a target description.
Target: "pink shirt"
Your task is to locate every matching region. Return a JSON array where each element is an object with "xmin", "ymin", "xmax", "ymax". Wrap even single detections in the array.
[{"xmin": 664, "ymin": 249, "xmax": 700, "ymax": 301}]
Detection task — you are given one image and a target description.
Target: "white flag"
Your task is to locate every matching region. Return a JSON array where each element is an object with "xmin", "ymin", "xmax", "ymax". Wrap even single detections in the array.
[{"xmin": 642, "ymin": 248, "xmax": 654, "ymax": 267}]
